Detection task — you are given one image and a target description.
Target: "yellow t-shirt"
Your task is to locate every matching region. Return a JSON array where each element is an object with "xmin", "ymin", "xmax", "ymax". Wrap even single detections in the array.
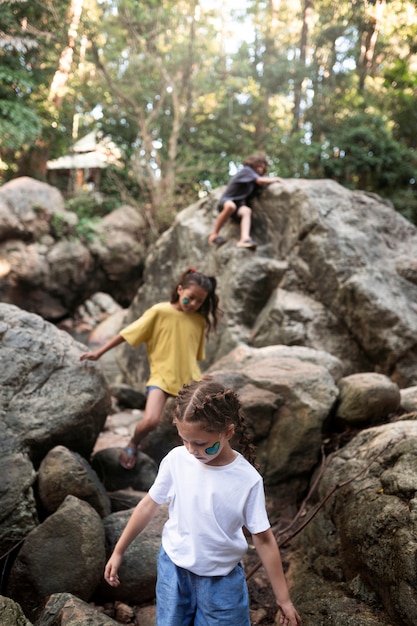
[{"xmin": 120, "ymin": 302, "xmax": 206, "ymax": 396}]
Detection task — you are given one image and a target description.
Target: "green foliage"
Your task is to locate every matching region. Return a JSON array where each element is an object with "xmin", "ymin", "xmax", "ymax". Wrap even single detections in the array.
[
  {"xmin": 65, "ymin": 192, "xmax": 108, "ymax": 220},
  {"xmin": 0, "ymin": 100, "xmax": 41, "ymax": 149},
  {"xmin": 74, "ymin": 216, "xmax": 100, "ymax": 242},
  {"xmin": 0, "ymin": 0, "xmax": 70, "ymax": 175},
  {"xmin": 390, "ymin": 188, "xmax": 417, "ymax": 225},
  {"xmin": 52, "ymin": 203, "xmax": 100, "ymax": 243},
  {"xmin": 319, "ymin": 113, "xmax": 412, "ymax": 187},
  {"xmin": 2, "ymin": 0, "xmax": 417, "ymax": 228},
  {"xmin": 50, "ymin": 213, "xmax": 73, "ymax": 240},
  {"xmin": 0, "ymin": 2, "xmax": 42, "ymax": 152}
]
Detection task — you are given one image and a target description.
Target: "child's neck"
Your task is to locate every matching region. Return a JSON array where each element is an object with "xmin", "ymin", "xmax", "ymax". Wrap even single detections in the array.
[{"xmin": 207, "ymin": 445, "xmax": 237, "ymax": 467}]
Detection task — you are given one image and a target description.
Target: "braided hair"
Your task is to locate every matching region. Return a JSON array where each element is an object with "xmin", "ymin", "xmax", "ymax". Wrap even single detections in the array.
[
  {"xmin": 170, "ymin": 267, "xmax": 220, "ymax": 335},
  {"xmin": 172, "ymin": 380, "xmax": 258, "ymax": 468}
]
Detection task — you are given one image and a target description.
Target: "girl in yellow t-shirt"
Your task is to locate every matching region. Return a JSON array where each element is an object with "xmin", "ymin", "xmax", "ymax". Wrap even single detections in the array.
[{"xmin": 80, "ymin": 268, "xmax": 220, "ymax": 469}]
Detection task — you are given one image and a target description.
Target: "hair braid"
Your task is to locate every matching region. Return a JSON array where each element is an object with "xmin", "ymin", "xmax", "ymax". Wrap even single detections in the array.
[{"xmin": 173, "ymin": 380, "xmax": 258, "ymax": 468}]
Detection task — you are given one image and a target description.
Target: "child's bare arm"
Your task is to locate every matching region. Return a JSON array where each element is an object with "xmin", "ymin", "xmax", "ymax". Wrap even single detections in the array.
[
  {"xmin": 252, "ymin": 528, "xmax": 301, "ymax": 625},
  {"xmin": 255, "ymin": 175, "xmax": 283, "ymax": 185},
  {"xmin": 79, "ymin": 334, "xmax": 125, "ymax": 361},
  {"xmin": 104, "ymin": 494, "xmax": 160, "ymax": 587}
]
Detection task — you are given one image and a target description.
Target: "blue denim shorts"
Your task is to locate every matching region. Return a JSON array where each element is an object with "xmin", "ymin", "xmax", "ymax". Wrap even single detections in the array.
[
  {"xmin": 156, "ymin": 546, "xmax": 250, "ymax": 626},
  {"xmin": 146, "ymin": 386, "xmax": 171, "ymax": 397}
]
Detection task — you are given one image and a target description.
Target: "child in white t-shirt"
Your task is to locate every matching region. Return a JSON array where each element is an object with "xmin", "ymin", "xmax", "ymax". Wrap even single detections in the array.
[{"xmin": 104, "ymin": 380, "xmax": 302, "ymax": 626}]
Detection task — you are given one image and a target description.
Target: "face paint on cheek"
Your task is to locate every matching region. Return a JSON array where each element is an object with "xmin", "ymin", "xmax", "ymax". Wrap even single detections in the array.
[
  {"xmin": 205, "ymin": 441, "xmax": 220, "ymax": 455},
  {"xmin": 182, "ymin": 297, "xmax": 189, "ymax": 305}
]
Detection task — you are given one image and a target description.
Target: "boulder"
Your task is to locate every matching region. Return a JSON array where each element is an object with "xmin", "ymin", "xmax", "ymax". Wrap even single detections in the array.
[
  {"xmin": 35, "ymin": 593, "xmax": 120, "ymax": 626},
  {"xmin": 0, "ymin": 178, "xmax": 146, "ymax": 318},
  {"xmin": 108, "ymin": 489, "xmax": 145, "ymax": 513},
  {"xmin": 0, "ymin": 303, "xmax": 110, "ymax": 464},
  {"xmin": 114, "ymin": 179, "xmax": 417, "ymax": 391},
  {"xmin": 109, "ymin": 383, "xmax": 146, "ymax": 410},
  {"xmin": 297, "ymin": 420, "xmax": 417, "ymax": 626},
  {"xmin": 336, "ymin": 372, "xmax": 401, "ymax": 425},
  {"xmin": 7, "ymin": 496, "xmax": 106, "ymax": 622},
  {"xmin": 208, "ymin": 344, "xmax": 341, "ymax": 488},
  {"xmin": 399, "ymin": 386, "xmax": 417, "ymax": 414},
  {"xmin": 0, "ymin": 448, "xmax": 38, "ymax": 557},
  {"xmin": 0, "ymin": 176, "xmax": 73, "ymax": 242},
  {"xmin": 0, "ymin": 303, "xmax": 111, "ymax": 557},
  {"xmin": 95, "ymin": 505, "xmax": 169, "ymax": 604},
  {"xmin": 250, "ymin": 287, "xmax": 371, "ymax": 374},
  {"xmin": 37, "ymin": 445, "xmax": 111, "ymax": 518},
  {"xmin": 88, "ymin": 205, "xmax": 146, "ymax": 282},
  {"xmin": 0, "ymin": 595, "xmax": 33, "ymax": 626}
]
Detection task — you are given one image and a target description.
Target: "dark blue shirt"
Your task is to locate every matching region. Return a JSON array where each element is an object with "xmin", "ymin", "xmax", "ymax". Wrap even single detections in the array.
[{"xmin": 220, "ymin": 166, "xmax": 260, "ymax": 204}]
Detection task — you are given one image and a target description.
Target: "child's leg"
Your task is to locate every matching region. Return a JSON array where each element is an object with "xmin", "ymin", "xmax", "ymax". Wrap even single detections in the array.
[
  {"xmin": 208, "ymin": 200, "xmax": 236, "ymax": 243},
  {"xmin": 194, "ymin": 563, "xmax": 251, "ymax": 626},
  {"xmin": 236, "ymin": 204, "xmax": 253, "ymax": 243},
  {"xmin": 119, "ymin": 388, "xmax": 168, "ymax": 469},
  {"xmin": 156, "ymin": 547, "xmax": 195, "ymax": 625},
  {"xmin": 132, "ymin": 387, "xmax": 168, "ymax": 443}
]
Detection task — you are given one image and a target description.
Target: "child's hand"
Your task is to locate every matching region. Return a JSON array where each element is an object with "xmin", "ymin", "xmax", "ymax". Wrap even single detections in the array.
[
  {"xmin": 104, "ymin": 553, "xmax": 123, "ymax": 587},
  {"xmin": 79, "ymin": 351, "xmax": 99, "ymax": 361},
  {"xmin": 276, "ymin": 602, "xmax": 302, "ymax": 625}
]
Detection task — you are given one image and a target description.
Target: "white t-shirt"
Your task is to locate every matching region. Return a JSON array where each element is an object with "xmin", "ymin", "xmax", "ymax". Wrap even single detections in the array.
[{"xmin": 148, "ymin": 446, "xmax": 270, "ymax": 576}]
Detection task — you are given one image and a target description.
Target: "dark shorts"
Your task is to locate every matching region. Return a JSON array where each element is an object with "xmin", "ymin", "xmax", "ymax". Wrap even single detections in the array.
[{"xmin": 217, "ymin": 199, "xmax": 246, "ymax": 223}]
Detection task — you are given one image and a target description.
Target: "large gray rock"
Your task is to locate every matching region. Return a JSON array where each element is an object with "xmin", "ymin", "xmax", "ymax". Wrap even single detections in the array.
[
  {"xmin": 400, "ymin": 386, "xmax": 417, "ymax": 413},
  {"xmin": 0, "ymin": 303, "xmax": 110, "ymax": 463},
  {"xmin": 95, "ymin": 505, "xmax": 169, "ymax": 604},
  {"xmin": 0, "ymin": 178, "xmax": 146, "ymax": 318},
  {"xmin": 7, "ymin": 496, "xmax": 106, "ymax": 622},
  {"xmin": 297, "ymin": 420, "xmax": 417, "ymax": 626},
  {"xmin": 0, "ymin": 176, "xmax": 72, "ymax": 242},
  {"xmin": 0, "ymin": 304, "xmax": 111, "ymax": 557},
  {"xmin": 88, "ymin": 204, "xmax": 146, "ymax": 282},
  {"xmin": 0, "ymin": 595, "xmax": 33, "ymax": 626},
  {"xmin": 208, "ymin": 344, "xmax": 341, "ymax": 489},
  {"xmin": 35, "ymin": 593, "xmax": 120, "ymax": 626},
  {"xmin": 38, "ymin": 445, "xmax": 111, "ymax": 518},
  {"xmin": 0, "ymin": 449, "xmax": 38, "ymax": 557},
  {"xmin": 249, "ymin": 287, "xmax": 371, "ymax": 373},
  {"xmin": 336, "ymin": 372, "xmax": 401, "ymax": 425},
  {"xmin": 114, "ymin": 179, "xmax": 417, "ymax": 390}
]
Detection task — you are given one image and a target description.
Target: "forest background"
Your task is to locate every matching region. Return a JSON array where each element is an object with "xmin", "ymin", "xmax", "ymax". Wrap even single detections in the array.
[{"xmin": 1, "ymin": 0, "xmax": 417, "ymax": 236}]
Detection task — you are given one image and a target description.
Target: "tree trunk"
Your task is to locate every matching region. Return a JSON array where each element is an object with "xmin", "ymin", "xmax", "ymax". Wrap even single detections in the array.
[
  {"xmin": 49, "ymin": 0, "xmax": 84, "ymax": 106},
  {"xmin": 357, "ymin": 0, "xmax": 385, "ymax": 92},
  {"xmin": 292, "ymin": 0, "xmax": 313, "ymax": 133}
]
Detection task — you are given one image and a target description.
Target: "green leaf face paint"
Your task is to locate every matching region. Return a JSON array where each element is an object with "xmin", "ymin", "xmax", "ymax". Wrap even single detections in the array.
[{"xmin": 205, "ymin": 441, "xmax": 220, "ymax": 455}]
